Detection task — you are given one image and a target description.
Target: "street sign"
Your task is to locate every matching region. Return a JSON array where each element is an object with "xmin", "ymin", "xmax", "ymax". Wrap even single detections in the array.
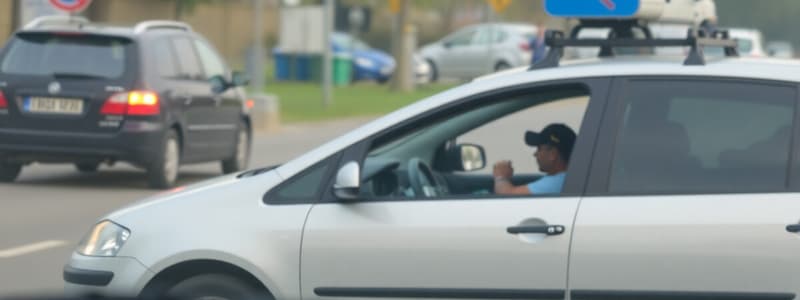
[
  {"xmin": 49, "ymin": 0, "xmax": 92, "ymax": 13},
  {"xmin": 389, "ymin": 0, "xmax": 401, "ymax": 14},
  {"xmin": 545, "ymin": 0, "xmax": 639, "ymax": 18},
  {"xmin": 487, "ymin": 0, "xmax": 512, "ymax": 13}
]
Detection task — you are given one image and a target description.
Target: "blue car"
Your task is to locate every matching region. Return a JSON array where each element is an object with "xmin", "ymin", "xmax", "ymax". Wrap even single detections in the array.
[{"xmin": 332, "ymin": 32, "xmax": 396, "ymax": 83}]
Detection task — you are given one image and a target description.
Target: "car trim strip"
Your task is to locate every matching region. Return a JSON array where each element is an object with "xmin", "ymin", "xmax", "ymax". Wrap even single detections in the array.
[
  {"xmin": 314, "ymin": 287, "xmax": 565, "ymax": 299},
  {"xmin": 63, "ymin": 265, "xmax": 114, "ymax": 286},
  {"xmin": 570, "ymin": 290, "xmax": 796, "ymax": 300},
  {"xmin": 187, "ymin": 124, "xmax": 237, "ymax": 131}
]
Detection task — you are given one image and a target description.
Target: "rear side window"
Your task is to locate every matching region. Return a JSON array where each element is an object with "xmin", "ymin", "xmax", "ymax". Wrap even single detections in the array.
[
  {"xmin": 170, "ymin": 37, "xmax": 203, "ymax": 80},
  {"xmin": 152, "ymin": 38, "xmax": 178, "ymax": 78},
  {"xmin": 609, "ymin": 80, "xmax": 796, "ymax": 194},
  {"xmin": 0, "ymin": 33, "xmax": 131, "ymax": 79}
]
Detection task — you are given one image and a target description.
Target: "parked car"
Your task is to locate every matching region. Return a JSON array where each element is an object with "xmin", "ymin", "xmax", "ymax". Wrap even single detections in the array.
[
  {"xmin": 767, "ymin": 41, "xmax": 795, "ymax": 58},
  {"xmin": 419, "ymin": 23, "xmax": 537, "ymax": 81},
  {"xmin": 63, "ymin": 22, "xmax": 800, "ymax": 300},
  {"xmin": 0, "ymin": 16, "xmax": 252, "ymax": 188},
  {"xmin": 690, "ymin": 27, "xmax": 768, "ymax": 58},
  {"xmin": 331, "ymin": 32, "xmax": 395, "ymax": 83}
]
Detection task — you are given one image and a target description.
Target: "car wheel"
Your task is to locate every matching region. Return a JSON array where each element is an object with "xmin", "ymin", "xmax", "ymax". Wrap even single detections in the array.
[
  {"xmin": 0, "ymin": 162, "xmax": 22, "ymax": 182},
  {"xmin": 495, "ymin": 61, "xmax": 511, "ymax": 72},
  {"xmin": 147, "ymin": 129, "xmax": 180, "ymax": 189},
  {"xmin": 165, "ymin": 274, "xmax": 271, "ymax": 300},
  {"xmin": 75, "ymin": 162, "xmax": 100, "ymax": 173},
  {"xmin": 221, "ymin": 122, "xmax": 250, "ymax": 174},
  {"xmin": 376, "ymin": 77, "xmax": 389, "ymax": 84},
  {"xmin": 426, "ymin": 59, "xmax": 438, "ymax": 82}
]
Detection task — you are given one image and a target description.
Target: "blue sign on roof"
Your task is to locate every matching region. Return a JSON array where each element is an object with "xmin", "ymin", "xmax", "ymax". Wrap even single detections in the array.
[{"xmin": 545, "ymin": 0, "xmax": 640, "ymax": 18}]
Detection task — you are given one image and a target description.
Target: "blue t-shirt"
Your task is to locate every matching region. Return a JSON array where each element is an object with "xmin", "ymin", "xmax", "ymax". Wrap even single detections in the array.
[{"xmin": 527, "ymin": 172, "xmax": 566, "ymax": 195}]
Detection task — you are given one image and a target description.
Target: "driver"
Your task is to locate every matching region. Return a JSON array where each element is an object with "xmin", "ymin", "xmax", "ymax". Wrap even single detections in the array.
[{"xmin": 493, "ymin": 123, "xmax": 576, "ymax": 195}]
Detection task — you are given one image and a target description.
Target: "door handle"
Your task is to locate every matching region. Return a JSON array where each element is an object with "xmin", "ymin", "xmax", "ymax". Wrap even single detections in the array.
[
  {"xmin": 786, "ymin": 224, "xmax": 800, "ymax": 233},
  {"xmin": 507, "ymin": 225, "xmax": 565, "ymax": 236}
]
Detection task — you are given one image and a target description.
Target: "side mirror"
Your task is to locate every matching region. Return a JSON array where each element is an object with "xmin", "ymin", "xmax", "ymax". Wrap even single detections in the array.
[
  {"xmin": 232, "ymin": 71, "xmax": 250, "ymax": 87},
  {"xmin": 458, "ymin": 144, "xmax": 486, "ymax": 171},
  {"xmin": 439, "ymin": 144, "xmax": 486, "ymax": 172},
  {"xmin": 209, "ymin": 75, "xmax": 229, "ymax": 94},
  {"xmin": 443, "ymin": 41, "xmax": 453, "ymax": 49},
  {"xmin": 333, "ymin": 161, "xmax": 360, "ymax": 200}
]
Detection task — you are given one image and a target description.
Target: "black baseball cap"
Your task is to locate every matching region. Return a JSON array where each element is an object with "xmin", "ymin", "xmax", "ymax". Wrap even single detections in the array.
[{"xmin": 525, "ymin": 123, "xmax": 576, "ymax": 161}]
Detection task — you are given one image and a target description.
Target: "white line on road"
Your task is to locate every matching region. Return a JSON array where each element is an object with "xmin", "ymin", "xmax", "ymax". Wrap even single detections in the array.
[{"xmin": 0, "ymin": 240, "xmax": 69, "ymax": 258}]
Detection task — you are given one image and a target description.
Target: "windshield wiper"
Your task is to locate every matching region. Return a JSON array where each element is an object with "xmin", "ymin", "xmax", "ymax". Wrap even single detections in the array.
[{"xmin": 51, "ymin": 72, "xmax": 105, "ymax": 79}]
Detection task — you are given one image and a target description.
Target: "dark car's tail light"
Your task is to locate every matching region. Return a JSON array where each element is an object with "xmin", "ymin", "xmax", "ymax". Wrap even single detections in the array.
[
  {"xmin": 101, "ymin": 91, "xmax": 160, "ymax": 116},
  {"xmin": 0, "ymin": 90, "xmax": 8, "ymax": 110}
]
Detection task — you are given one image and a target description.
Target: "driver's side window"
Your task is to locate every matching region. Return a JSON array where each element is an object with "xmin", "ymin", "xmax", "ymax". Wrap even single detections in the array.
[{"xmin": 357, "ymin": 85, "xmax": 592, "ymax": 200}]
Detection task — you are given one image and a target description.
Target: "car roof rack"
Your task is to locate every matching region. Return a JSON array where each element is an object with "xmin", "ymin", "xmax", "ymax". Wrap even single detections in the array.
[
  {"xmin": 530, "ymin": 20, "xmax": 739, "ymax": 70},
  {"xmin": 133, "ymin": 20, "xmax": 192, "ymax": 34},
  {"xmin": 23, "ymin": 15, "xmax": 90, "ymax": 30}
]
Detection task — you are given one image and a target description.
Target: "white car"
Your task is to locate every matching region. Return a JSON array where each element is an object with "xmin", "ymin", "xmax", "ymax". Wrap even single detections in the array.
[
  {"xmin": 767, "ymin": 41, "xmax": 795, "ymax": 59},
  {"xmin": 419, "ymin": 23, "xmax": 537, "ymax": 81},
  {"xmin": 65, "ymin": 28, "xmax": 800, "ymax": 300},
  {"xmin": 727, "ymin": 28, "xmax": 768, "ymax": 57}
]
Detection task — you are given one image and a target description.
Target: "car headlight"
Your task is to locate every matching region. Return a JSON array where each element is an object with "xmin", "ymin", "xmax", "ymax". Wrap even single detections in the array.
[
  {"xmin": 355, "ymin": 57, "xmax": 375, "ymax": 68},
  {"xmin": 76, "ymin": 220, "xmax": 130, "ymax": 257}
]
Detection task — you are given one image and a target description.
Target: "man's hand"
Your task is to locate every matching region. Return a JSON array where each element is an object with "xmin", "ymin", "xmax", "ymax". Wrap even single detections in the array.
[{"xmin": 493, "ymin": 160, "xmax": 514, "ymax": 179}]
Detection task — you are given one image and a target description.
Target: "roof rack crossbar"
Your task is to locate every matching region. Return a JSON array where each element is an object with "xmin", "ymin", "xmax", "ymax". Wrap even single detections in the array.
[
  {"xmin": 530, "ymin": 27, "xmax": 740, "ymax": 70},
  {"xmin": 24, "ymin": 15, "xmax": 90, "ymax": 30},
  {"xmin": 133, "ymin": 21, "xmax": 192, "ymax": 34}
]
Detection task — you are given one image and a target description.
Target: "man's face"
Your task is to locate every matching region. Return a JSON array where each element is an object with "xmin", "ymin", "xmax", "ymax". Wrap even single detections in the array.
[{"xmin": 534, "ymin": 144, "xmax": 558, "ymax": 172}]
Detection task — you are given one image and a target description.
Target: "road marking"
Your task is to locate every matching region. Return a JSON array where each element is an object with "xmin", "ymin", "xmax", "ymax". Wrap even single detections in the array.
[{"xmin": 0, "ymin": 240, "xmax": 69, "ymax": 258}]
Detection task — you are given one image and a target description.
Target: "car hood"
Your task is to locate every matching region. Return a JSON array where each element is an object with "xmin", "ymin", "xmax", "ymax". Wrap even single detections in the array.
[{"xmin": 105, "ymin": 168, "xmax": 283, "ymax": 224}]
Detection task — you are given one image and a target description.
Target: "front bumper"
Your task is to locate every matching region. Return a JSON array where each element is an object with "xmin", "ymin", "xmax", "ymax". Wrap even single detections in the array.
[
  {"xmin": 64, "ymin": 252, "xmax": 154, "ymax": 298},
  {"xmin": 0, "ymin": 121, "xmax": 165, "ymax": 165}
]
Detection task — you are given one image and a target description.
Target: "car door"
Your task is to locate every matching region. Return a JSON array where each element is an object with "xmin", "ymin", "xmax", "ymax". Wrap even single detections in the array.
[
  {"xmin": 568, "ymin": 78, "xmax": 800, "ymax": 300},
  {"xmin": 438, "ymin": 27, "xmax": 478, "ymax": 78},
  {"xmin": 170, "ymin": 36, "xmax": 223, "ymax": 160},
  {"xmin": 192, "ymin": 37, "xmax": 241, "ymax": 154},
  {"xmin": 463, "ymin": 25, "xmax": 499, "ymax": 76},
  {"xmin": 300, "ymin": 78, "xmax": 611, "ymax": 300}
]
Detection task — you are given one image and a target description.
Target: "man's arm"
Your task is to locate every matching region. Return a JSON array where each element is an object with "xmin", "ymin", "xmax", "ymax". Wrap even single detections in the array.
[
  {"xmin": 493, "ymin": 160, "xmax": 533, "ymax": 195},
  {"xmin": 494, "ymin": 177, "xmax": 533, "ymax": 195}
]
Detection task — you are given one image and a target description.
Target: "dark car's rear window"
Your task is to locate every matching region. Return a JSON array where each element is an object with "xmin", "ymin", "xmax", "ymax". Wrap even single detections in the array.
[{"xmin": 0, "ymin": 32, "xmax": 133, "ymax": 79}]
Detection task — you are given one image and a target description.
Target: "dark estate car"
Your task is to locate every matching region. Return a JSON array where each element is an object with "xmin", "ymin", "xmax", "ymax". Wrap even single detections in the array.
[{"xmin": 0, "ymin": 16, "xmax": 252, "ymax": 188}]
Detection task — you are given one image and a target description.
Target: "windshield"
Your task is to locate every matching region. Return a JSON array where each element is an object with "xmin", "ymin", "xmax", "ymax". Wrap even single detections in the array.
[{"xmin": 0, "ymin": 33, "xmax": 132, "ymax": 79}]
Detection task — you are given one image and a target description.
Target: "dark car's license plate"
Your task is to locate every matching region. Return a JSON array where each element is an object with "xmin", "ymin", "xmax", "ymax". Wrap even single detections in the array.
[{"xmin": 24, "ymin": 97, "xmax": 84, "ymax": 115}]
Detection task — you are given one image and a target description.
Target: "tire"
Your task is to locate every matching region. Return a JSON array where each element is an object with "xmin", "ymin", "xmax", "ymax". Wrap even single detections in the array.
[
  {"xmin": 221, "ymin": 122, "xmax": 250, "ymax": 174},
  {"xmin": 0, "ymin": 163, "xmax": 22, "ymax": 182},
  {"xmin": 147, "ymin": 129, "xmax": 181, "ymax": 189},
  {"xmin": 75, "ymin": 162, "xmax": 100, "ymax": 173},
  {"xmin": 495, "ymin": 61, "xmax": 511, "ymax": 72},
  {"xmin": 376, "ymin": 77, "xmax": 389, "ymax": 84},
  {"xmin": 165, "ymin": 274, "xmax": 271, "ymax": 300},
  {"xmin": 426, "ymin": 59, "xmax": 438, "ymax": 82}
]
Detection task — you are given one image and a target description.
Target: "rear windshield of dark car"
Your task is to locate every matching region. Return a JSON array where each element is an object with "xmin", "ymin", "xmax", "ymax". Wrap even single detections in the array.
[{"xmin": 0, "ymin": 32, "xmax": 133, "ymax": 79}]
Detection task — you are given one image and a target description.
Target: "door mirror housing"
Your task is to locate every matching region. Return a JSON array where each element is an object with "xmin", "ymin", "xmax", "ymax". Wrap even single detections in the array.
[
  {"xmin": 209, "ymin": 75, "xmax": 229, "ymax": 94},
  {"xmin": 333, "ymin": 161, "xmax": 361, "ymax": 200}
]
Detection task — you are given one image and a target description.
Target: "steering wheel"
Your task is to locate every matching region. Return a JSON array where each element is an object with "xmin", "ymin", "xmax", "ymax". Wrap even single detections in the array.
[{"xmin": 407, "ymin": 158, "xmax": 442, "ymax": 198}]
